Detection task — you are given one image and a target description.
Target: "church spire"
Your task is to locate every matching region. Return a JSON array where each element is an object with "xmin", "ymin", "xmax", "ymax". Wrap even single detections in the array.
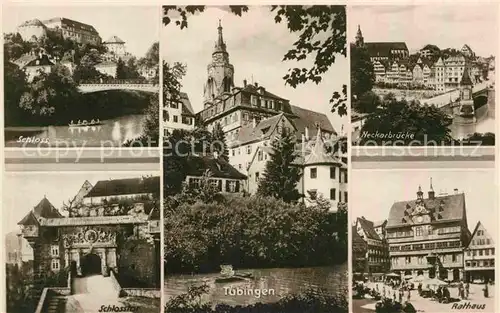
[
  {"xmin": 214, "ymin": 19, "xmax": 226, "ymax": 53},
  {"xmin": 355, "ymin": 24, "xmax": 364, "ymax": 47}
]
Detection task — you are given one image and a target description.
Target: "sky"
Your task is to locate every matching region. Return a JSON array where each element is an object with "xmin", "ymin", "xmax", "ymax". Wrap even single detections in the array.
[
  {"xmin": 2, "ymin": 5, "xmax": 159, "ymax": 57},
  {"xmin": 162, "ymin": 6, "xmax": 348, "ymax": 132},
  {"xmin": 3, "ymin": 171, "xmax": 159, "ymax": 234},
  {"xmin": 349, "ymin": 5, "xmax": 498, "ymax": 57},
  {"xmin": 351, "ymin": 168, "xmax": 497, "ymax": 239}
]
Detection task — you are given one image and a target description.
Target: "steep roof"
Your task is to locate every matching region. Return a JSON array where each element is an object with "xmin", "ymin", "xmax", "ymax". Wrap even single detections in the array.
[
  {"xmin": 242, "ymin": 84, "xmax": 288, "ymax": 102},
  {"xmin": 460, "ymin": 66, "xmax": 473, "ymax": 86},
  {"xmin": 466, "ymin": 221, "xmax": 494, "ymax": 248},
  {"xmin": 357, "ymin": 217, "xmax": 381, "ymax": 240},
  {"xmin": 85, "ymin": 176, "xmax": 160, "ymax": 198},
  {"xmin": 365, "ymin": 42, "xmax": 408, "ymax": 58},
  {"xmin": 185, "ymin": 156, "xmax": 247, "ymax": 180},
  {"xmin": 387, "ymin": 193, "xmax": 466, "ymax": 228},
  {"xmin": 25, "ymin": 54, "xmax": 54, "ymax": 67},
  {"xmin": 104, "ymin": 35, "xmax": 125, "ymax": 44},
  {"xmin": 373, "ymin": 220, "xmax": 387, "ymax": 228},
  {"xmin": 13, "ymin": 54, "xmax": 37, "ymax": 68},
  {"xmin": 180, "ymin": 92, "xmax": 195, "ymax": 116},
  {"xmin": 18, "ymin": 197, "xmax": 62, "ymax": 225},
  {"xmin": 235, "ymin": 113, "xmax": 287, "ymax": 146},
  {"xmin": 289, "ymin": 105, "xmax": 336, "ymax": 135},
  {"xmin": 304, "ymin": 127, "xmax": 339, "ymax": 166}
]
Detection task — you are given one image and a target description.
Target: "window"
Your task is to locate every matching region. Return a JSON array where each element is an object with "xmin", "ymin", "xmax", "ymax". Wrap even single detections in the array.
[
  {"xmin": 479, "ymin": 250, "xmax": 483, "ymax": 256},
  {"xmin": 257, "ymin": 150, "xmax": 263, "ymax": 161},
  {"xmin": 246, "ymin": 145, "xmax": 252, "ymax": 155},
  {"xmin": 452, "ymin": 254, "xmax": 457, "ymax": 262},
  {"xmin": 173, "ymin": 115, "xmax": 178, "ymax": 123},
  {"xmin": 255, "ymin": 172, "xmax": 260, "ymax": 182},
  {"xmin": 415, "ymin": 227, "xmax": 423, "ymax": 237},
  {"xmin": 344, "ymin": 192, "xmax": 348, "ymax": 203},
  {"xmin": 485, "ymin": 249, "xmax": 489, "ymax": 256},
  {"xmin": 330, "ymin": 188, "xmax": 336, "ymax": 200},
  {"xmin": 405, "ymin": 257, "xmax": 411, "ymax": 264},
  {"xmin": 310, "ymin": 168, "xmax": 317, "ymax": 179},
  {"xmin": 330, "ymin": 167, "xmax": 336, "ymax": 179},
  {"xmin": 232, "ymin": 149, "xmax": 235, "ymax": 156},
  {"xmin": 338, "ymin": 190, "xmax": 342, "ymax": 202},
  {"xmin": 51, "ymin": 259, "xmax": 60, "ymax": 271},
  {"xmin": 51, "ymin": 245, "xmax": 59, "ymax": 257}
]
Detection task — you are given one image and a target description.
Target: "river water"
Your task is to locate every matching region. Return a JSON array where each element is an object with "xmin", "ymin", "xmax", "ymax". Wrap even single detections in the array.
[
  {"xmin": 4, "ymin": 114, "xmax": 146, "ymax": 148},
  {"xmin": 164, "ymin": 265, "xmax": 348, "ymax": 307}
]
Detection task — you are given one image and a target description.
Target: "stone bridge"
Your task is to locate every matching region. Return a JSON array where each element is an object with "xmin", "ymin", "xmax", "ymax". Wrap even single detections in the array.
[
  {"xmin": 422, "ymin": 81, "xmax": 493, "ymax": 108},
  {"xmin": 78, "ymin": 80, "xmax": 159, "ymax": 93}
]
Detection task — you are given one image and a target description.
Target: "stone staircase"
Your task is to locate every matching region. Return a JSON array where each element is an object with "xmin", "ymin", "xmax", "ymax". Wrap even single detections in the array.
[{"xmin": 44, "ymin": 295, "xmax": 67, "ymax": 313}]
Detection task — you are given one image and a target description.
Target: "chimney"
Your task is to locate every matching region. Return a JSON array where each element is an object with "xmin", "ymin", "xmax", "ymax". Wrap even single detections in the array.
[
  {"xmin": 252, "ymin": 117, "xmax": 256, "ymax": 128},
  {"xmin": 254, "ymin": 82, "xmax": 258, "ymax": 87},
  {"xmin": 243, "ymin": 79, "xmax": 247, "ymax": 87},
  {"xmin": 454, "ymin": 188, "xmax": 459, "ymax": 194}
]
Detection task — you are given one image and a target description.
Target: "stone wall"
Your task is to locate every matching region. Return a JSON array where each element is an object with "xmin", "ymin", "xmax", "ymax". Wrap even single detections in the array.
[
  {"xmin": 118, "ymin": 239, "xmax": 157, "ymax": 287},
  {"xmin": 122, "ymin": 288, "xmax": 161, "ymax": 298}
]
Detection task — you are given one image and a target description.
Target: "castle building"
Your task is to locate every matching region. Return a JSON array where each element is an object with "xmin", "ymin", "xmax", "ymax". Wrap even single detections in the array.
[
  {"xmin": 386, "ymin": 182, "xmax": 472, "ymax": 282},
  {"xmin": 464, "ymin": 221, "xmax": 495, "ymax": 283},
  {"xmin": 17, "ymin": 177, "xmax": 161, "ymax": 299},
  {"xmin": 197, "ymin": 21, "xmax": 337, "ymax": 175},
  {"xmin": 355, "ymin": 217, "xmax": 390, "ymax": 274},
  {"xmin": 42, "ymin": 17, "xmax": 101, "ymax": 45}
]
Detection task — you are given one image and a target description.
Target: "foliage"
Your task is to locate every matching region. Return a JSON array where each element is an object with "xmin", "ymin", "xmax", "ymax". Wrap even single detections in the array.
[
  {"xmin": 257, "ymin": 128, "xmax": 301, "ymax": 202},
  {"xmin": 19, "ymin": 64, "xmax": 80, "ymax": 123},
  {"xmin": 460, "ymin": 132, "xmax": 495, "ymax": 146},
  {"xmin": 164, "ymin": 195, "xmax": 346, "ymax": 273},
  {"xmin": 3, "ymin": 32, "xmax": 32, "ymax": 61},
  {"xmin": 350, "ymin": 43, "xmax": 374, "ymax": 98},
  {"xmin": 162, "ymin": 5, "xmax": 347, "ymax": 117},
  {"xmin": 353, "ymin": 90, "xmax": 381, "ymax": 114},
  {"xmin": 123, "ymin": 92, "xmax": 160, "ymax": 147},
  {"xmin": 211, "ymin": 122, "xmax": 229, "ymax": 162},
  {"xmin": 163, "ymin": 61, "xmax": 187, "ymax": 110},
  {"xmin": 165, "ymin": 283, "xmax": 348, "ymax": 313},
  {"xmin": 4, "ymin": 62, "xmax": 29, "ymax": 126},
  {"xmin": 359, "ymin": 98, "xmax": 453, "ymax": 145},
  {"xmin": 6, "ymin": 263, "xmax": 36, "ymax": 313}
]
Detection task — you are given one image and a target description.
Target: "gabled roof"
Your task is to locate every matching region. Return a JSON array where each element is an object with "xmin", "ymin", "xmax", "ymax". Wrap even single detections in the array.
[
  {"xmin": 235, "ymin": 113, "xmax": 288, "ymax": 146},
  {"xmin": 289, "ymin": 105, "xmax": 336, "ymax": 135},
  {"xmin": 13, "ymin": 54, "xmax": 37, "ymax": 68},
  {"xmin": 387, "ymin": 193, "xmax": 466, "ymax": 228},
  {"xmin": 241, "ymin": 84, "xmax": 288, "ymax": 102},
  {"xmin": 85, "ymin": 176, "xmax": 160, "ymax": 198},
  {"xmin": 466, "ymin": 221, "xmax": 494, "ymax": 248},
  {"xmin": 18, "ymin": 211, "xmax": 39, "ymax": 226},
  {"xmin": 365, "ymin": 42, "xmax": 408, "ymax": 58},
  {"xmin": 357, "ymin": 217, "xmax": 381, "ymax": 240},
  {"xmin": 185, "ymin": 156, "xmax": 247, "ymax": 180},
  {"xmin": 25, "ymin": 55, "xmax": 54, "ymax": 67},
  {"xmin": 104, "ymin": 35, "xmax": 125, "ymax": 44}
]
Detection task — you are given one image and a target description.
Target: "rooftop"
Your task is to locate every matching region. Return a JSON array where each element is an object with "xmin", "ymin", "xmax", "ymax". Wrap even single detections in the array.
[
  {"xmin": 85, "ymin": 176, "xmax": 160, "ymax": 198},
  {"xmin": 185, "ymin": 156, "xmax": 247, "ymax": 180}
]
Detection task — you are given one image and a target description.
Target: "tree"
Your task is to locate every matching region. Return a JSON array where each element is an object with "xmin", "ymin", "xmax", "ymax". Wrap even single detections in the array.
[
  {"xmin": 350, "ymin": 43, "xmax": 374, "ymax": 98},
  {"xmin": 353, "ymin": 90, "xmax": 381, "ymax": 113},
  {"xmin": 19, "ymin": 64, "xmax": 80, "ymax": 123},
  {"xmin": 461, "ymin": 132, "xmax": 495, "ymax": 146},
  {"xmin": 360, "ymin": 98, "xmax": 453, "ymax": 145},
  {"xmin": 211, "ymin": 122, "xmax": 229, "ymax": 162},
  {"xmin": 116, "ymin": 58, "xmax": 127, "ymax": 79},
  {"xmin": 163, "ymin": 5, "xmax": 347, "ymax": 117},
  {"xmin": 163, "ymin": 61, "xmax": 186, "ymax": 109},
  {"xmin": 3, "ymin": 33, "xmax": 31, "ymax": 61},
  {"xmin": 4, "ymin": 62, "xmax": 28, "ymax": 126},
  {"xmin": 258, "ymin": 128, "xmax": 301, "ymax": 202}
]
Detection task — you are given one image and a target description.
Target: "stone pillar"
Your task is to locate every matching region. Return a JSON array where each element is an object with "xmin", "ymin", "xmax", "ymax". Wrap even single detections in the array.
[
  {"xmin": 64, "ymin": 250, "xmax": 70, "ymax": 268},
  {"xmin": 447, "ymin": 269, "xmax": 453, "ymax": 281},
  {"xmin": 459, "ymin": 269, "xmax": 464, "ymax": 281},
  {"xmin": 101, "ymin": 249, "xmax": 108, "ymax": 276},
  {"xmin": 76, "ymin": 249, "xmax": 82, "ymax": 276},
  {"xmin": 109, "ymin": 248, "xmax": 118, "ymax": 273},
  {"xmin": 423, "ymin": 269, "xmax": 429, "ymax": 278}
]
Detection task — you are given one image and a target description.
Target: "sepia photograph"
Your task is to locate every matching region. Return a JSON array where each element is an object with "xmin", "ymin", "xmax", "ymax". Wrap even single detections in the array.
[
  {"xmin": 3, "ymin": 5, "xmax": 160, "ymax": 148},
  {"xmin": 350, "ymin": 5, "xmax": 497, "ymax": 146},
  {"xmin": 3, "ymin": 155, "xmax": 161, "ymax": 313},
  {"xmin": 162, "ymin": 5, "xmax": 348, "ymax": 313},
  {"xmin": 351, "ymin": 164, "xmax": 496, "ymax": 313}
]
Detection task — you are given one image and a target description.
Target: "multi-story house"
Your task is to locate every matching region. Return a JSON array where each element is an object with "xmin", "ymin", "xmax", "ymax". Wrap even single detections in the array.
[
  {"xmin": 355, "ymin": 217, "xmax": 390, "ymax": 274},
  {"xmin": 103, "ymin": 35, "xmax": 126, "ymax": 57},
  {"xmin": 16, "ymin": 19, "xmax": 47, "ymax": 41},
  {"xmin": 434, "ymin": 57, "xmax": 446, "ymax": 92},
  {"xmin": 352, "ymin": 226, "xmax": 369, "ymax": 274},
  {"xmin": 464, "ymin": 221, "xmax": 495, "ymax": 283},
  {"xmin": 444, "ymin": 55, "xmax": 466, "ymax": 91},
  {"xmin": 386, "ymin": 182, "xmax": 472, "ymax": 282},
  {"xmin": 163, "ymin": 92, "xmax": 196, "ymax": 135}
]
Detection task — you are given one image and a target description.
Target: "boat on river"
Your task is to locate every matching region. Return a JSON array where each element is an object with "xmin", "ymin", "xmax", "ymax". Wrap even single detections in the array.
[
  {"xmin": 68, "ymin": 119, "xmax": 102, "ymax": 127},
  {"xmin": 214, "ymin": 265, "xmax": 254, "ymax": 284}
]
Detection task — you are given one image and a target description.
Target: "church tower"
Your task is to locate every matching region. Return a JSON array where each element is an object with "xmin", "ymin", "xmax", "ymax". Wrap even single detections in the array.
[
  {"xmin": 355, "ymin": 25, "xmax": 364, "ymax": 47},
  {"xmin": 458, "ymin": 64, "xmax": 475, "ymax": 119},
  {"xmin": 204, "ymin": 20, "xmax": 235, "ymax": 107}
]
